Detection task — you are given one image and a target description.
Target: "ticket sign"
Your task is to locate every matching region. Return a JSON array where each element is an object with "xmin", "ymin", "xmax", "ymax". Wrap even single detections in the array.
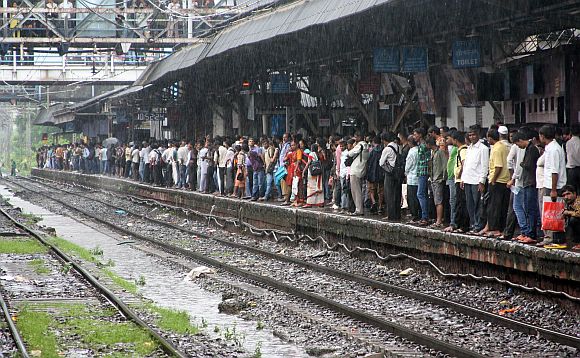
[
  {"xmin": 452, "ymin": 39, "xmax": 481, "ymax": 68},
  {"xmin": 373, "ymin": 47, "xmax": 400, "ymax": 73},
  {"xmin": 401, "ymin": 47, "xmax": 428, "ymax": 72}
]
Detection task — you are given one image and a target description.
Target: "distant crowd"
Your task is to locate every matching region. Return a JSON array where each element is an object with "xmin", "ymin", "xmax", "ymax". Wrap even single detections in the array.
[{"xmin": 36, "ymin": 123, "xmax": 580, "ymax": 251}]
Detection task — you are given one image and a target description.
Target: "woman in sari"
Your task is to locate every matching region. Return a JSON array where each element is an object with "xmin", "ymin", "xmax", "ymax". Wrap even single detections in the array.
[
  {"xmin": 303, "ymin": 144, "xmax": 325, "ymax": 208},
  {"xmin": 281, "ymin": 141, "xmax": 297, "ymax": 206}
]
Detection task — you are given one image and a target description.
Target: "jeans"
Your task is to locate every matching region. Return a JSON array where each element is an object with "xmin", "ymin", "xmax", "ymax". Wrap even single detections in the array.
[
  {"xmin": 217, "ymin": 167, "xmax": 226, "ymax": 194},
  {"xmin": 417, "ymin": 175, "xmax": 429, "ymax": 220},
  {"xmin": 101, "ymin": 160, "xmax": 108, "ymax": 174},
  {"xmin": 407, "ymin": 184, "xmax": 420, "ymax": 220},
  {"xmin": 264, "ymin": 172, "xmax": 274, "ymax": 199},
  {"xmin": 340, "ymin": 177, "xmax": 349, "ymax": 209},
  {"xmin": 252, "ymin": 170, "xmax": 265, "ymax": 198},
  {"xmin": 245, "ymin": 167, "xmax": 254, "ymax": 197},
  {"xmin": 139, "ymin": 159, "xmax": 145, "ymax": 181},
  {"xmin": 125, "ymin": 160, "xmax": 132, "ymax": 178},
  {"xmin": 465, "ymin": 183, "xmax": 482, "ymax": 231},
  {"xmin": 447, "ymin": 179, "xmax": 456, "ymax": 226},
  {"xmin": 178, "ymin": 164, "xmax": 187, "ymax": 188},
  {"xmin": 225, "ymin": 167, "xmax": 234, "ymax": 194},
  {"xmin": 323, "ymin": 169, "xmax": 331, "ymax": 201},
  {"xmin": 516, "ymin": 186, "xmax": 540, "ymax": 238}
]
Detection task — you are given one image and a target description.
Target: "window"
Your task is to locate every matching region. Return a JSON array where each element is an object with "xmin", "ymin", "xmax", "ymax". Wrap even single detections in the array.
[
  {"xmin": 529, "ymin": 100, "xmax": 533, "ymax": 113},
  {"xmin": 534, "ymin": 99, "xmax": 538, "ymax": 113},
  {"xmin": 551, "ymin": 97, "xmax": 555, "ymax": 111}
]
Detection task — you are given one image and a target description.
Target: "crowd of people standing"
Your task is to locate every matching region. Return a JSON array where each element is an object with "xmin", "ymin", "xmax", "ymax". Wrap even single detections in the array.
[{"xmin": 37, "ymin": 122, "xmax": 580, "ymax": 251}]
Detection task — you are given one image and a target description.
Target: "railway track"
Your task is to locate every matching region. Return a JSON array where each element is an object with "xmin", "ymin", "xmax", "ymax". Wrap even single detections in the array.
[
  {"xmin": 7, "ymin": 176, "xmax": 580, "ymax": 356},
  {"xmin": 0, "ymin": 186, "xmax": 187, "ymax": 358}
]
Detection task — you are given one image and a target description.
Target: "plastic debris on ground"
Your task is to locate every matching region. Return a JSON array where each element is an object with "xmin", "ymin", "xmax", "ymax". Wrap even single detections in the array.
[
  {"xmin": 184, "ymin": 266, "xmax": 216, "ymax": 281},
  {"xmin": 399, "ymin": 268, "xmax": 414, "ymax": 276}
]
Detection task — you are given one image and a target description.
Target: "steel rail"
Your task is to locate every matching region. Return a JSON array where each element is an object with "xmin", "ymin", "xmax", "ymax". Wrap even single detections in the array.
[
  {"xmin": 8, "ymin": 177, "xmax": 488, "ymax": 358},
  {"xmin": 0, "ymin": 191, "xmax": 187, "ymax": 358},
  {"xmin": 22, "ymin": 175, "xmax": 580, "ymax": 350},
  {"xmin": 0, "ymin": 285, "xmax": 30, "ymax": 358}
]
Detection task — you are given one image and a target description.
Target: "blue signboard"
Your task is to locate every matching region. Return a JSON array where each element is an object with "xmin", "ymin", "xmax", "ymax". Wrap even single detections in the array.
[
  {"xmin": 271, "ymin": 74, "xmax": 290, "ymax": 93},
  {"xmin": 452, "ymin": 39, "xmax": 481, "ymax": 68},
  {"xmin": 373, "ymin": 47, "xmax": 400, "ymax": 73},
  {"xmin": 271, "ymin": 114, "xmax": 285, "ymax": 137},
  {"xmin": 401, "ymin": 47, "xmax": 428, "ymax": 72}
]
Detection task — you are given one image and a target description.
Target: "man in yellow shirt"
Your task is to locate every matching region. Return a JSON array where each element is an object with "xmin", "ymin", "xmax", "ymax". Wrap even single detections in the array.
[{"xmin": 485, "ymin": 128, "xmax": 511, "ymax": 237}]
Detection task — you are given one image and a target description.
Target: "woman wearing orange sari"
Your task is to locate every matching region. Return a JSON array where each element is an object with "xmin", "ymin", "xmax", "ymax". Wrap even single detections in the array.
[
  {"xmin": 303, "ymin": 144, "xmax": 325, "ymax": 208},
  {"xmin": 281, "ymin": 142, "xmax": 296, "ymax": 206},
  {"xmin": 284, "ymin": 141, "xmax": 305, "ymax": 206}
]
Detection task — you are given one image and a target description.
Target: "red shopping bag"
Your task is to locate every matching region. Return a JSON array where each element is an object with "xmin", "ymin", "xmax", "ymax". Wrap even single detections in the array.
[{"xmin": 542, "ymin": 200, "xmax": 565, "ymax": 232}]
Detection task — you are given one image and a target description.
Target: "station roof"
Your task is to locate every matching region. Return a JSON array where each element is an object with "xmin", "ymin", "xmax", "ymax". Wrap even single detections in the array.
[{"xmin": 109, "ymin": 0, "xmax": 580, "ymax": 99}]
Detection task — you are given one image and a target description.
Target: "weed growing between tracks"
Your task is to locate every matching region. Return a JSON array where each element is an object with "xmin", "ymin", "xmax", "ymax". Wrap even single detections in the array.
[
  {"xmin": 20, "ymin": 213, "xmax": 42, "ymax": 226},
  {"xmin": 15, "ymin": 307, "xmax": 59, "ymax": 357},
  {"xmin": 48, "ymin": 237, "xmax": 100, "ymax": 264},
  {"xmin": 27, "ymin": 258, "xmax": 50, "ymax": 274},
  {"xmin": 103, "ymin": 268, "xmax": 139, "ymax": 294},
  {"xmin": 139, "ymin": 302, "xmax": 200, "ymax": 335},
  {"xmin": 15, "ymin": 303, "xmax": 159, "ymax": 357},
  {"xmin": 0, "ymin": 238, "xmax": 47, "ymax": 254}
]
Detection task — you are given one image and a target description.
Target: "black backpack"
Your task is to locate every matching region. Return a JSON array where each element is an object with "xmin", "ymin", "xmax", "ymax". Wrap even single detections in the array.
[
  {"xmin": 366, "ymin": 145, "xmax": 384, "ymax": 183},
  {"xmin": 381, "ymin": 144, "xmax": 405, "ymax": 181}
]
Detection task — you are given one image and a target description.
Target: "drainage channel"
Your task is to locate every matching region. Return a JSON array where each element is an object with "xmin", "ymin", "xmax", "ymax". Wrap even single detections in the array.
[{"xmin": 0, "ymin": 185, "xmax": 310, "ymax": 357}]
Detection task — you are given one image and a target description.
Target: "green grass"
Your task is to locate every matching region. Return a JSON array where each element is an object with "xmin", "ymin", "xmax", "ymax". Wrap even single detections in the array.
[
  {"xmin": 47, "ymin": 237, "xmax": 98, "ymax": 264},
  {"xmin": 67, "ymin": 318, "xmax": 157, "ymax": 355},
  {"xmin": 21, "ymin": 213, "xmax": 42, "ymax": 225},
  {"xmin": 0, "ymin": 238, "xmax": 47, "ymax": 254},
  {"xmin": 141, "ymin": 303, "xmax": 199, "ymax": 335},
  {"xmin": 47, "ymin": 237, "xmax": 140, "ymax": 294},
  {"xmin": 15, "ymin": 307, "xmax": 60, "ymax": 358},
  {"xmin": 28, "ymin": 258, "xmax": 51, "ymax": 274},
  {"xmin": 103, "ymin": 269, "xmax": 138, "ymax": 294},
  {"xmin": 16, "ymin": 303, "xmax": 158, "ymax": 357}
]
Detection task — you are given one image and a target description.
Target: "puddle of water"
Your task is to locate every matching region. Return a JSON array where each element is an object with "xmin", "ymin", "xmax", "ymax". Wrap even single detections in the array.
[{"xmin": 0, "ymin": 186, "xmax": 308, "ymax": 357}]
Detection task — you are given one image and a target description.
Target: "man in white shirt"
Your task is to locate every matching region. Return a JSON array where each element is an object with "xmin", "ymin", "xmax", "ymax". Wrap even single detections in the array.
[
  {"xmin": 161, "ymin": 143, "xmax": 174, "ymax": 186},
  {"xmin": 347, "ymin": 133, "xmax": 369, "ymax": 215},
  {"xmin": 539, "ymin": 124, "xmax": 567, "ymax": 245},
  {"xmin": 460, "ymin": 125, "xmax": 489, "ymax": 232},
  {"xmin": 131, "ymin": 145, "xmax": 140, "ymax": 181},
  {"xmin": 379, "ymin": 132, "xmax": 402, "ymax": 220},
  {"xmin": 541, "ymin": 125, "xmax": 567, "ymax": 200},
  {"xmin": 177, "ymin": 140, "xmax": 189, "ymax": 188},
  {"xmin": 141, "ymin": 142, "xmax": 151, "ymax": 183},
  {"xmin": 214, "ymin": 139, "xmax": 229, "ymax": 195},
  {"xmin": 566, "ymin": 125, "xmax": 580, "ymax": 192}
]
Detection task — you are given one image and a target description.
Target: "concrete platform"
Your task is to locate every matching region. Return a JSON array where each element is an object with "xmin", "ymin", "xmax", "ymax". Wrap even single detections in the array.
[{"xmin": 31, "ymin": 169, "xmax": 580, "ymax": 297}]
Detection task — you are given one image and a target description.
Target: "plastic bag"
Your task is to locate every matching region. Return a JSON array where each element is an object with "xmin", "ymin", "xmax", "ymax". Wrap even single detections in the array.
[{"xmin": 542, "ymin": 197, "xmax": 565, "ymax": 232}]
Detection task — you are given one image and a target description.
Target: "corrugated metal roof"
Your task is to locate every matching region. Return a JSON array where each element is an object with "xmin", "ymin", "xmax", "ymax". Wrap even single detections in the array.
[
  {"xmin": 136, "ymin": 43, "xmax": 209, "ymax": 87},
  {"xmin": 34, "ymin": 103, "xmax": 65, "ymax": 125},
  {"xmin": 126, "ymin": 0, "xmax": 393, "ymax": 89},
  {"xmin": 206, "ymin": 0, "xmax": 390, "ymax": 58}
]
